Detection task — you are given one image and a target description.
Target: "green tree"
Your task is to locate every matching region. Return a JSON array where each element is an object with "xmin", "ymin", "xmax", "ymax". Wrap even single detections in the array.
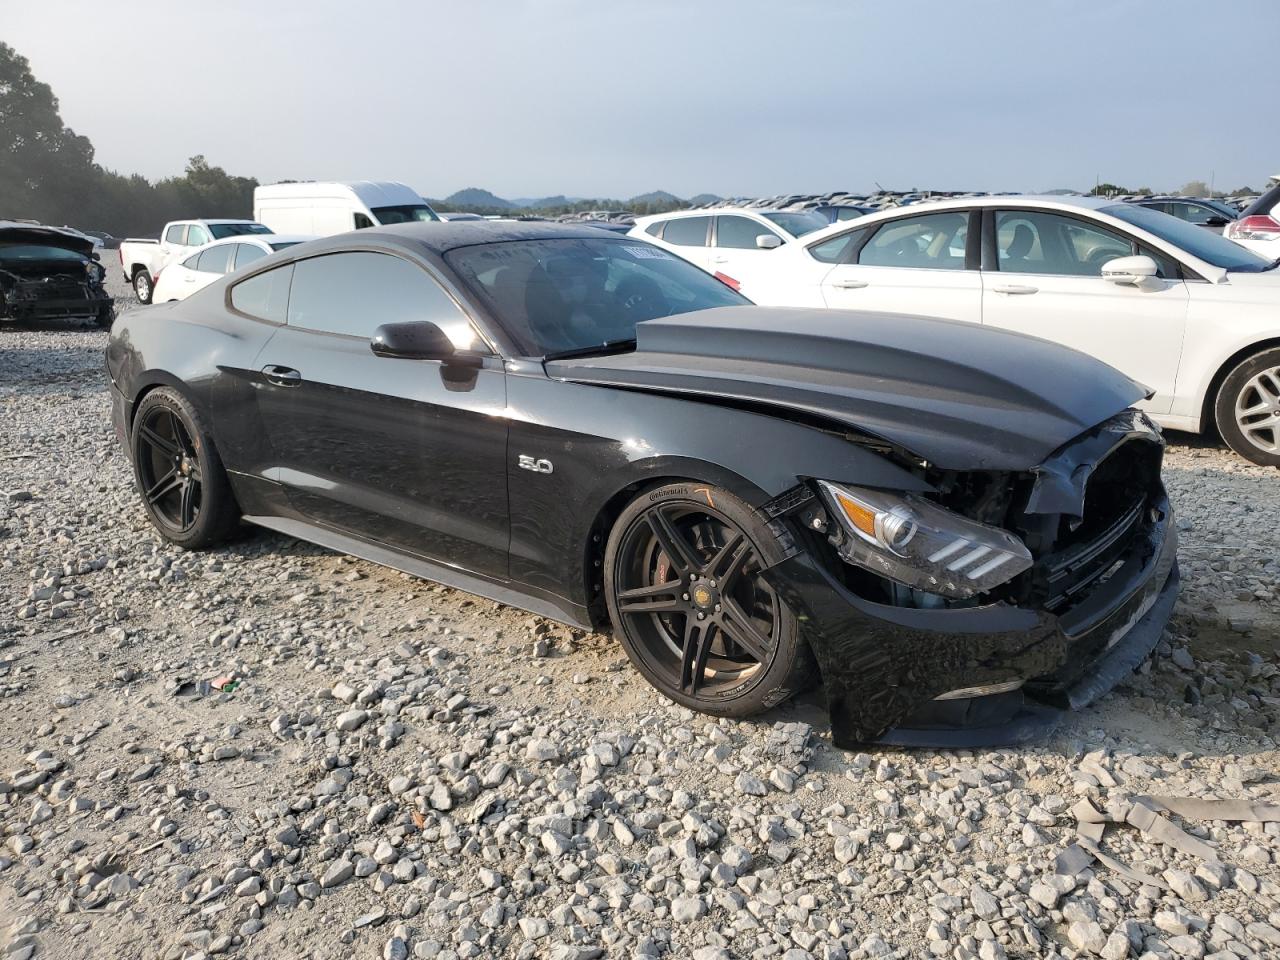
[
  {"xmin": 0, "ymin": 41, "xmax": 97, "ymax": 225},
  {"xmin": 1, "ymin": 42, "xmax": 259, "ymax": 236},
  {"xmin": 1180, "ymin": 180, "xmax": 1210, "ymax": 198}
]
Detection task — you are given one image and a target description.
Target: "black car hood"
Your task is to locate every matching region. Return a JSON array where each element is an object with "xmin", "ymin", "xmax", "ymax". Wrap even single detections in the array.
[
  {"xmin": 0, "ymin": 221, "xmax": 96, "ymax": 257},
  {"xmin": 544, "ymin": 306, "xmax": 1149, "ymax": 471}
]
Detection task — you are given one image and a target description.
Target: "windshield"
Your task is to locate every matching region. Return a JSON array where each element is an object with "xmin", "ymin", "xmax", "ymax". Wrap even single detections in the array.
[
  {"xmin": 0, "ymin": 243, "xmax": 86, "ymax": 262},
  {"xmin": 209, "ymin": 223, "xmax": 272, "ymax": 239},
  {"xmin": 445, "ymin": 237, "xmax": 749, "ymax": 357},
  {"xmin": 761, "ymin": 211, "xmax": 828, "ymax": 237},
  {"xmin": 372, "ymin": 204, "xmax": 440, "ymax": 224},
  {"xmin": 1103, "ymin": 203, "xmax": 1273, "ymax": 272},
  {"xmin": 1200, "ymin": 199, "xmax": 1240, "ymax": 220}
]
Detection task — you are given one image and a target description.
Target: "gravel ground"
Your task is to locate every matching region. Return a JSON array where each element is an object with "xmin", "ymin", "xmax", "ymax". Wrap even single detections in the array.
[{"xmin": 1, "ymin": 281, "xmax": 1278, "ymax": 960}]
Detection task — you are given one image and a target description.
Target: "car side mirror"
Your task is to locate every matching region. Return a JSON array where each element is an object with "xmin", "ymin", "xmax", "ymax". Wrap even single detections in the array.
[
  {"xmin": 1204, "ymin": 216, "xmax": 1230, "ymax": 227},
  {"xmin": 370, "ymin": 321, "xmax": 482, "ymax": 366},
  {"xmin": 756, "ymin": 234, "xmax": 783, "ymax": 250},
  {"xmin": 1101, "ymin": 255, "xmax": 1159, "ymax": 285},
  {"xmin": 91, "ymin": 252, "xmax": 101, "ymax": 262}
]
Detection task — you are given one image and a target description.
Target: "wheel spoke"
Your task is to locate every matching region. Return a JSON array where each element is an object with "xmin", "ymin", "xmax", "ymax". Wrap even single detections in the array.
[
  {"xmin": 705, "ymin": 532, "xmax": 751, "ymax": 589},
  {"xmin": 680, "ymin": 618, "xmax": 716, "ymax": 695},
  {"xmin": 1236, "ymin": 398, "xmax": 1270, "ymax": 419},
  {"xmin": 717, "ymin": 597, "xmax": 773, "ymax": 663},
  {"xmin": 144, "ymin": 471, "xmax": 181, "ymax": 505},
  {"xmin": 139, "ymin": 423, "xmax": 178, "ymax": 457},
  {"xmin": 169, "ymin": 411, "xmax": 196, "ymax": 458},
  {"xmin": 645, "ymin": 507, "xmax": 702, "ymax": 574},
  {"xmin": 178, "ymin": 480, "xmax": 198, "ymax": 528},
  {"xmin": 1257, "ymin": 370, "xmax": 1280, "ymax": 401},
  {"xmin": 616, "ymin": 580, "xmax": 685, "ymax": 615}
]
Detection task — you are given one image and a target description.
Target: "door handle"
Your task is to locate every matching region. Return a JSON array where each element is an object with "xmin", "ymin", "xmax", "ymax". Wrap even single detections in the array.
[
  {"xmin": 261, "ymin": 364, "xmax": 301, "ymax": 387},
  {"xmin": 711, "ymin": 256, "xmax": 729, "ymax": 264},
  {"xmin": 830, "ymin": 279, "xmax": 869, "ymax": 289},
  {"xmin": 990, "ymin": 284, "xmax": 1039, "ymax": 295}
]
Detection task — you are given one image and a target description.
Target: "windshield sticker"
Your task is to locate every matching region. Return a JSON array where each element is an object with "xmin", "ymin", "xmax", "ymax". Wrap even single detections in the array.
[{"xmin": 624, "ymin": 246, "xmax": 675, "ymax": 260}]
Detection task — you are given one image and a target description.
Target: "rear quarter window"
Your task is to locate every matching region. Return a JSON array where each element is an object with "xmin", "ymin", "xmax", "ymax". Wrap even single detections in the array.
[{"xmin": 230, "ymin": 263, "xmax": 293, "ymax": 322}]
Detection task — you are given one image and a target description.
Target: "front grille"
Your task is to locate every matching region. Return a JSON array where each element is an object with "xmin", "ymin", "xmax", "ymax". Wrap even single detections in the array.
[{"xmin": 1028, "ymin": 437, "xmax": 1162, "ymax": 615}]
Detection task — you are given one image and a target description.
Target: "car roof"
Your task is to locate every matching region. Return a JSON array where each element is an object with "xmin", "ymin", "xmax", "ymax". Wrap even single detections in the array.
[
  {"xmin": 291, "ymin": 220, "xmax": 633, "ymax": 256},
  {"xmin": 634, "ymin": 208, "xmax": 803, "ymax": 225},
  {"xmin": 199, "ymin": 234, "xmax": 314, "ymax": 248}
]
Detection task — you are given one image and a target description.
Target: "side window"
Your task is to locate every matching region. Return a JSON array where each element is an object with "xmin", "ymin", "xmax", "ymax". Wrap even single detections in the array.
[
  {"xmin": 995, "ymin": 211, "xmax": 1133, "ymax": 276},
  {"xmin": 353, "ymin": 213, "xmax": 374, "ymax": 230},
  {"xmin": 164, "ymin": 224, "xmax": 187, "ymax": 245},
  {"xmin": 644, "ymin": 221, "xmax": 664, "ymax": 238},
  {"xmin": 859, "ymin": 212, "xmax": 969, "ymax": 270},
  {"xmin": 808, "ymin": 227, "xmax": 869, "ymax": 264},
  {"xmin": 230, "ymin": 263, "xmax": 293, "ymax": 323},
  {"xmin": 287, "ymin": 252, "xmax": 483, "ymax": 350},
  {"xmin": 181, "ymin": 252, "xmax": 201, "ymax": 269},
  {"xmin": 195, "ymin": 244, "xmax": 233, "ymax": 274},
  {"xmin": 187, "ymin": 225, "xmax": 210, "ymax": 247},
  {"xmin": 234, "ymin": 243, "xmax": 268, "ymax": 270},
  {"xmin": 661, "ymin": 216, "xmax": 711, "ymax": 247},
  {"xmin": 716, "ymin": 216, "xmax": 779, "ymax": 249},
  {"xmin": 1169, "ymin": 202, "xmax": 1214, "ymax": 225}
]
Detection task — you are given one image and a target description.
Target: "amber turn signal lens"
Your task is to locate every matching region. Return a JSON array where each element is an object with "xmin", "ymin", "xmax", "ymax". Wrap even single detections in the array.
[{"xmin": 833, "ymin": 489, "xmax": 877, "ymax": 538}]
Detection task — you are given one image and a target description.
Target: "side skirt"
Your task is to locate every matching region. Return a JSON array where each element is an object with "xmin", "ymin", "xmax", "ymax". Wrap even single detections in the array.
[{"xmin": 242, "ymin": 514, "xmax": 594, "ymax": 631}]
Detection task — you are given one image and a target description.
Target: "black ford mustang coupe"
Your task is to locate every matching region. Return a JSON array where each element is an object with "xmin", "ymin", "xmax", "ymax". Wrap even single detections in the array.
[{"xmin": 106, "ymin": 222, "xmax": 1178, "ymax": 746}]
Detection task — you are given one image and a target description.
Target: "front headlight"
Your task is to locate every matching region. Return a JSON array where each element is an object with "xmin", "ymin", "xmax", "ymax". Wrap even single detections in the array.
[{"xmin": 816, "ymin": 481, "xmax": 1032, "ymax": 600}]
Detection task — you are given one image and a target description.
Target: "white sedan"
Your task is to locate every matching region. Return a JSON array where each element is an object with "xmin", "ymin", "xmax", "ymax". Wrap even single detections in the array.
[
  {"xmin": 741, "ymin": 195, "xmax": 1280, "ymax": 465},
  {"xmin": 628, "ymin": 208, "xmax": 828, "ymax": 292},
  {"xmin": 152, "ymin": 234, "xmax": 313, "ymax": 303}
]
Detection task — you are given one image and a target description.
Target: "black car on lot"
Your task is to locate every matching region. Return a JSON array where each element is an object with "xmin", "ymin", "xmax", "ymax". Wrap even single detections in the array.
[
  {"xmin": 1129, "ymin": 196, "xmax": 1239, "ymax": 231},
  {"xmin": 1, "ymin": 221, "xmax": 114, "ymax": 326},
  {"xmin": 105, "ymin": 222, "xmax": 1178, "ymax": 746}
]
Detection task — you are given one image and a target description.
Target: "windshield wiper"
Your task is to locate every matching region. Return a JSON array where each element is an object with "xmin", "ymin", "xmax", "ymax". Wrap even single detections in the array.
[{"xmin": 542, "ymin": 338, "xmax": 637, "ymax": 361}]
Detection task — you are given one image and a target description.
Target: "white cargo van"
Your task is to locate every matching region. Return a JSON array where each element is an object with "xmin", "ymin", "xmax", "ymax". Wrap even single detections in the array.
[{"xmin": 253, "ymin": 181, "xmax": 438, "ymax": 236}]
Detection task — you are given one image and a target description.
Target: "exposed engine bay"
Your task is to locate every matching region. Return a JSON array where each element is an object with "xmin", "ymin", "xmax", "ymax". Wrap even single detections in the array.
[{"xmin": 0, "ymin": 221, "xmax": 114, "ymax": 326}]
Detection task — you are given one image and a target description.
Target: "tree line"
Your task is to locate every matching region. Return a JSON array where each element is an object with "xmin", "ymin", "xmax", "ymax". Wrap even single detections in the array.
[{"xmin": 0, "ymin": 42, "xmax": 256, "ymax": 238}]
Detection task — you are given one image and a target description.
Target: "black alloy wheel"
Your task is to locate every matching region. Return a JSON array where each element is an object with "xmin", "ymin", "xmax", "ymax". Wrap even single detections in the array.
[
  {"xmin": 136, "ymin": 405, "xmax": 203, "ymax": 533},
  {"xmin": 605, "ymin": 483, "xmax": 811, "ymax": 717},
  {"xmin": 129, "ymin": 387, "xmax": 240, "ymax": 548}
]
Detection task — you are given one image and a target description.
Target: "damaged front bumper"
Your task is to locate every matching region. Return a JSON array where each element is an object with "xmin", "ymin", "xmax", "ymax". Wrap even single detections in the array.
[
  {"xmin": 764, "ymin": 415, "xmax": 1179, "ymax": 748},
  {"xmin": 1, "ymin": 287, "xmax": 113, "ymax": 321}
]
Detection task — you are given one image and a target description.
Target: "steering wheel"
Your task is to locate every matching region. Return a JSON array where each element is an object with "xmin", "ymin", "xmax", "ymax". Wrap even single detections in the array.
[{"xmin": 616, "ymin": 276, "xmax": 669, "ymax": 321}]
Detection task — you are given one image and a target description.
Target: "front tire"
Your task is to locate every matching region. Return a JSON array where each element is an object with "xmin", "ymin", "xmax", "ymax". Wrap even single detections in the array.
[
  {"xmin": 604, "ymin": 483, "xmax": 812, "ymax": 718},
  {"xmin": 130, "ymin": 388, "xmax": 240, "ymax": 548},
  {"xmin": 133, "ymin": 270, "xmax": 153, "ymax": 304},
  {"xmin": 1214, "ymin": 348, "xmax": 1280, "ymax": 467}
]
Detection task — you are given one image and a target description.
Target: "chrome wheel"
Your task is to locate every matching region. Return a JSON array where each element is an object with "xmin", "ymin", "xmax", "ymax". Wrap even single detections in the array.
[
  {"xmin": 1234, "ymin": 365, "xmax": 1280, "ymax": 455},
  {"xmin": 134, "ymin": 272, "xmax": 152, "ymax": 303}
]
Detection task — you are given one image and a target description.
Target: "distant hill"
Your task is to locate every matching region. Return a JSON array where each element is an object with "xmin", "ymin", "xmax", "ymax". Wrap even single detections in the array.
[
  {"xmin": 444, "ymin": 187, "xmax": 515, "ymax": 210},
  {"xmin": 629, "ymin": 190, "xmax": 683, "ymax": 205},
  {"xmin": 425, "ymin": 187, "xmax": 691, "ymax": 216},
  {"xmin": 510, "ymin": 195, "xmax": 583, "ymax": 207},
  {"xmin": 689, "ymin": 193, "xmax": 722, "ymax": 205}
]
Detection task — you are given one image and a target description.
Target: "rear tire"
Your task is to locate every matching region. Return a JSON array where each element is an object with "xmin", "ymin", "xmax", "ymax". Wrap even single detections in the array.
[
  {"xmin": 133, "ymin": 270, "xmax": 153, "ymax": 304},
  {"xmin": 1214, "ymin": 347, "xmax": 1280, "ymax": 467},
  {"xmin": 604, "ymin": 482, "xmax": 814, "ymax": 718},
  {"xmin": 94, "ymin": 304, "xmax": 114, "ymax": 328},
  {"xmin": 130, "ymin": 387, "xmax": 240, "ymax": 548}
]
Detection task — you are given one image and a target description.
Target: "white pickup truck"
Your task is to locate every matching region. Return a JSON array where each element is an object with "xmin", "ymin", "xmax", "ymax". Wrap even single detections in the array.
[{"xmin": 118, "ymin": 219, "xmax": 271, "ymax": 303}]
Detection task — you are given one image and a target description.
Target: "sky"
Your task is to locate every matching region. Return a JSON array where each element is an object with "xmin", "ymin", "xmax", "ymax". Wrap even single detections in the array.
[{"xmin": 7, "ymin": 0, "xmax": 1279, "ymax": 200}]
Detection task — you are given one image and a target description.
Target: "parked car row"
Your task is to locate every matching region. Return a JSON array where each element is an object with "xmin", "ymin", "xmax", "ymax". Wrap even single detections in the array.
[
  {"xmin": 631, "ymin": 195, "xmax": 1280, "ymax": 467},
  {"xmin": 119, "ymin": 219, "xmax": 273, "ymax": 303}
]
